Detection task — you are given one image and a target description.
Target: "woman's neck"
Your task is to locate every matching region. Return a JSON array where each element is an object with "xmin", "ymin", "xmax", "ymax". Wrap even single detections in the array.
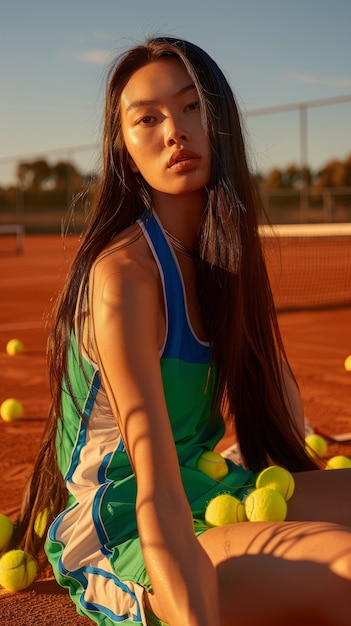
[{"xmin": 152, "ymin": 189, "xmax": 207, "ymax": 250}]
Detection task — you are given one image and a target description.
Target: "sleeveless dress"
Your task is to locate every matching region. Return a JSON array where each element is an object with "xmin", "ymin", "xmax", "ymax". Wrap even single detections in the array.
[{"xmin": 45, "ymin": 210, "xmax": 254, "ymax": 625}]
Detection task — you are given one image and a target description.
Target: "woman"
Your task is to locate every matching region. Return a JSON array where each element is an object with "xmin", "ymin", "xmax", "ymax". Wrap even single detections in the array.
[{"xmin": 11, "ymin": 37, "xmax": 351, "ymax": 626}]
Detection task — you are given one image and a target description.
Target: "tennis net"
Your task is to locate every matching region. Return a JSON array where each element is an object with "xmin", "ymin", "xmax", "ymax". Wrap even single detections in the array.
[{"xmin": 259, "ymin": 223, "xmax": 351, "ymax": 311}]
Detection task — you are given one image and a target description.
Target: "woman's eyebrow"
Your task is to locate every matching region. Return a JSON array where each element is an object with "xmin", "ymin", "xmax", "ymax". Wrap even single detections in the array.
[
  {"xmin": 177, "ymin": 82, "xmax": 197, "ymax": 97},
  {"xmin": 125, "ymin": 82, "xmax": 196, "ymax": 114}
]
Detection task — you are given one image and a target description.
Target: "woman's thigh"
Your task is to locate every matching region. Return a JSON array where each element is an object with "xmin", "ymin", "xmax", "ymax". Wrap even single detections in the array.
[
  {"xmin": 287, "ymin": 468, "xmax": 351, "ymax": 525},
  {"xmin": 198, "ymin": 520, "xmax": 351, "ymax": 626}
]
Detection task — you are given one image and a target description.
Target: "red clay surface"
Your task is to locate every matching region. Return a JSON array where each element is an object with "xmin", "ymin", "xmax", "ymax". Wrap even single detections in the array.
[{"xmin": 0, "ymin": 234, "xmax": 350, "ymax": 625}]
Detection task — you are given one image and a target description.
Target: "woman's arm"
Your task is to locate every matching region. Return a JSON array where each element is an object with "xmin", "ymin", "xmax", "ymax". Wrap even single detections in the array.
[{"xmin": 89, "ymin": 245, "xmax": 220, "ymax": 626}]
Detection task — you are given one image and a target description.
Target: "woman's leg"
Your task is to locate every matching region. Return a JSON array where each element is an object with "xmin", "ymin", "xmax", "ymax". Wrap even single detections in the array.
[
  {"xmin": 288, "ymin": 468, "xmax": 351, "ymax": 525},
  {"xmin": 199, "ymin": 519, "xmax": 351, "ymax": 626},
  {"xmin": 145, "ymin": 470, "xmax": 351, "ymax": 625}
]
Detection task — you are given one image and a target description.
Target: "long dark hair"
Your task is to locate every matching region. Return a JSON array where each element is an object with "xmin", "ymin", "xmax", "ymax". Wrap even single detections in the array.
[{"xmin": 10, "ymin": 36, "xmax": 317, "ymax": 567}]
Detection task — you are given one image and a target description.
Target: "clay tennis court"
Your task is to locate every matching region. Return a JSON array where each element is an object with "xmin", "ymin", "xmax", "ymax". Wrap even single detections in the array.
[{"xmin": 0, "ymin": 232, "xmax": 350, "ymax": 625}]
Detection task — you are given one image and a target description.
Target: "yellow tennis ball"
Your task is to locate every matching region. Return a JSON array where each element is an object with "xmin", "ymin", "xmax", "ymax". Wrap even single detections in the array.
[
  {"xmin": 0, "ymin": 514, "xmax": 14, "ymax": 551},
  {"xmin": 325, "ymin": 455, "xmax": 351, "ymax": 470},
  {"xmin": 245, "ymin": 487, "xmax": 287, "ymax": 522},
  {"xmin": 205, "ymin": 493, "xmax": 246, "ymax": 526},
  {"xmin": 197, "ymin": 451, "xmax": 229, "ymax": 481},
  {"xmin": 0, "ymin": 549, "xmax": 37, "ymax": 591},
  {"xmin": 6, "ymin": 338, "xmax": 24, "ymax": 356},
  {"xmin": 34, "ymin": 508, "xmax": 50, "ymax": 538},
  {"xmin": 0, "ymin": 398, "xmax": 23, "ymax": 422},
  {"xmin": 256, "ymin": 465, "xmax": 295, "ymax": 501},
  {"xmin": 344, "ymin": 355, "xmax": 351, "ymax": 371},
  {"xmin": 305, "ymin": 433, "xmax": 328, "ymax": 459}
]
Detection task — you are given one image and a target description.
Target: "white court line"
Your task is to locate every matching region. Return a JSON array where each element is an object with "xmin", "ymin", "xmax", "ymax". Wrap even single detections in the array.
[
  {"xmin": 259, "ymin": 222, "xmax": 351, "ymax": 237},
  {"xmin": 0, "ymin": 321, "xmax": 46, "ymax": 331}
]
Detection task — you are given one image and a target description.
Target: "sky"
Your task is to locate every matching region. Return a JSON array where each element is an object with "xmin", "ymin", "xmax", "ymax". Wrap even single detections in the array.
[{"xmin": 1, "ymin": 0, "xmax": 351, "ymax": 185}]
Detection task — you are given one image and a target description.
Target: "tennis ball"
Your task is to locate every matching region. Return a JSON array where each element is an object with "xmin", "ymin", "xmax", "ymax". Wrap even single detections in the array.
[
  {"xmin": 0, "ymin": 549, "xmax": 37, "ymax": 591},
  {"xmin": 34, "ymin": 508, "xmax": 50, "ymax": 538},
  {"xmin": 305, "ymin": 433, "xmax": 328, "ymax": 459},
  {"xmin": 256, "ymin": 465, "xmax": 295, "ymax": 501},
  {"xmin": 205, "ymin": 493, "xmax": 246, "ymax": 526},
  {"xmin": 0, "ymin": 398, "xmax": 23, "ymax": 422},
  {"xmin": 245, "ymin": 487, "xmax": 287, "ymax": 522},
  {"xmin": 6, "ymin": 338, "xmax": 24, "ymax": 356},
  {"xmin": 197, "ymin": 451, "xmax": 229, "ymax": 481},
  {"xmin": 0, "ymin": 514, "xmax": 14, "ymax": 551},
  {"xmin": 344, "ymin": 355, "xmax": 351, "ymax": 371},
  {"xmin": 325, "ymin": 455, "xmax": 351, "ymax": 470}
]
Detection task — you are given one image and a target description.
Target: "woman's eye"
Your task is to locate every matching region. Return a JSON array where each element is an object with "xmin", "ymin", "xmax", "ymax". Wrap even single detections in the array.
[
  {"xmin": 137, "ymin": 116, "xmax": 154, "ymax": 125},
  {"xmin": 185, "ymin": 101, "xmax": 200, "ymax": 112}
]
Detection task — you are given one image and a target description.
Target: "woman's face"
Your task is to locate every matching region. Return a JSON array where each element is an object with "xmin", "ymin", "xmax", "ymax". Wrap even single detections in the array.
[{"xmin": 120, "ymin": 57, "xmax": 212, "ymax": 201}]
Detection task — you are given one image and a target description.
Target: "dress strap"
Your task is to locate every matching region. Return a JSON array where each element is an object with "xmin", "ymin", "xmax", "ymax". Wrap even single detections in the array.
[{"xmin": 138, "ymin": 211, "xmax": 210, "ymax": 364}]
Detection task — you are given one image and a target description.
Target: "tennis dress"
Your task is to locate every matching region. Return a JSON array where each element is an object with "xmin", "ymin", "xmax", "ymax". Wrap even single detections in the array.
[{"xmin": 45, "ymin": 210, "xmax": 254, "ymax": 625}]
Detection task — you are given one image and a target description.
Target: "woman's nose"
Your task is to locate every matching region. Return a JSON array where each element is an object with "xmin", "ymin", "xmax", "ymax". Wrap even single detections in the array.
[{"xmin": 164, "ymin": 116, "xmax": 189, "ymax": 146}]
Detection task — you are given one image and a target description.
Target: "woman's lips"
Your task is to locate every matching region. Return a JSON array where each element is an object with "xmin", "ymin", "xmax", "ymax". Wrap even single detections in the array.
[{"xmin": 167, "ymin": 149, "xmax": 201, "ymax": 171}]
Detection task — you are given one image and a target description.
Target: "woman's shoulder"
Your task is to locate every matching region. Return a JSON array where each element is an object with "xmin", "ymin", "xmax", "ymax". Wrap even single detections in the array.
[
  {"xmin": 87, "ymin": 221, "xmax": 164, "ymax": 354},
  {"xmin": 91, "ymin": 222, "xmax": 158, "ymax": 296}
]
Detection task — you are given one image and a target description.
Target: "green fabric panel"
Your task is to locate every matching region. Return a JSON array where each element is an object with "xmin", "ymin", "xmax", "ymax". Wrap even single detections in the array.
[
  {"xmin": 160, "ymin": 358, "xmax": 224, "ymax": 459},
  {"xmin": 56, "ymin": 332, "xmax": 96, "ymax": 477},
  {"xmin": 145, "ymin": 608, "xmax": 169, "ymax": 626}
]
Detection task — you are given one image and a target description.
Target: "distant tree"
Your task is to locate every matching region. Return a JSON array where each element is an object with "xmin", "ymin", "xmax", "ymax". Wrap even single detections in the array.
[
  {"xmin": 262, "ymin": 168, "xmax": 284, "ymax": 189},
  {"xmin": 51, "ymin": 161, "xmax": 83, "ymax": 191},
  {"xmin": 313, "ymin": 155, "xmax": 351, "ymax": 189},
  {"xmin": 17, "ymin": 159, "xmax": 51, "ymax": 191},
  {"xmin": 262, "ymin": 164, "xmax": 312, "ymax": 189},
  {"xmin": 16, "ymin": 159, "xmax": 84, "ymax": 192},
  {"xmin": 283, "ymin": 164, "xmax": 300, "ymax": 187}
]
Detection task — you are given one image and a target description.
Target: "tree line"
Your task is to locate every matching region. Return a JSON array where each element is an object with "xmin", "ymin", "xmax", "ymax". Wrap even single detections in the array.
[
  {"xmin": 0, "ymin": 154, "xmax": 351, "ymax": 192},
  {"xmin": 261, "ymin": 153, "xmax": 351, "ymax": 190},
  {"xmin": 0, "ymin": 153, "xmax": 350, "ymax": 215},
  {"xmin": 0, "ymin": 152, "xmax": 350, "ymax": 192}
]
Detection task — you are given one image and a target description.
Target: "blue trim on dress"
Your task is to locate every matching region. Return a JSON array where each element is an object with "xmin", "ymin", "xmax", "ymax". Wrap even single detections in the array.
[
  {"xmin": 48, "ymin": 504, "xmax": 77, "ymax": 545},
  {"xmin": 139, "ymin": 211, "xmax": 210, "ymax": 364},
  {"xmin": 57, "ymin": 560, "xmax": 142, "ymax": 622},
  {"xmin": 92, "ymin": 483, "xmax": 112, "ymax": 556},
  {"xmin": 49, "ymin": 504, "xmax": 143, "ymax": 622},
  {"xmin": 98, "ymin": 452, "xmax": 113, "ymax": 483},
  {"xmin": 79, "ymin": 566, "xmax": 142, "ymax": 622},
  {"xmin": 64, "ymin": 370, "xmax": 101, "ymax": 483}
]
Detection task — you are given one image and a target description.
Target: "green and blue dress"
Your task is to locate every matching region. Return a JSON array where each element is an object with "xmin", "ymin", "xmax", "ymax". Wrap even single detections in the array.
[{"xmin": 45, "ymin": 210, "xmax": 254, "ymax": 625}]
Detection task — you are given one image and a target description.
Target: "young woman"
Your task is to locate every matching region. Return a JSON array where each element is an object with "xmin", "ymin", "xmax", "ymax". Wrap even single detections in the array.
[{"xmin": 10, "ymin": 37, "xmax": 351, "ymax": 626}]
